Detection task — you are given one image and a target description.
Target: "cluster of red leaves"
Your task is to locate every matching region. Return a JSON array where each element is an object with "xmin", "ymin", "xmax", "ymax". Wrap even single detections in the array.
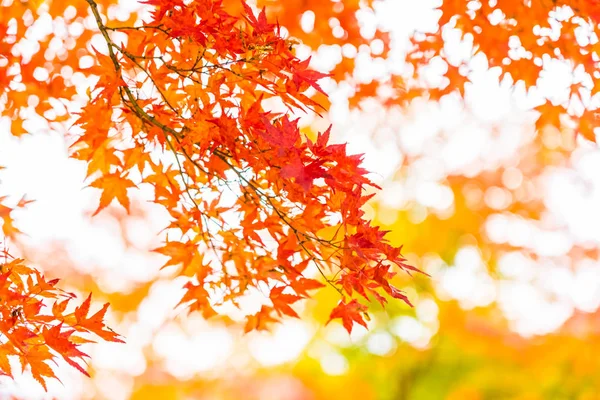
[
  {"xmin": 0, "ymin": 251, "xmax": 122, "ymax": 390},
  {"xmin": 244, "ymin": 0, "xmax": 391, "ymax": 82},
  {"xmin": 418, "ymin": 1, "xmax": 600, "ymax": 141},
  {"xmin": 407, "ymin": 3, "xmax": 596, "ymax": 91},
  {"xmin": 0, "ymin": 0, "xmax": 417, "ymax": 388},
  {"xmin": 294, "ymin": 1, "xmax": 599, "ymax": 142},
  {"xmin": 230, "ymin": 0, "xmax": 394, "ymax": 109},
  {"xmin": 67, "ymin": 0, "xmax": 417, "ymax": 337}
]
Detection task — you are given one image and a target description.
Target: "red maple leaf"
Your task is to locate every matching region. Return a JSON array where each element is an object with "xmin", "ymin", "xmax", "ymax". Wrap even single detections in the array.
[{"xmin": 327, "ymin": 299, "xmax": 369, "ymax": 334}]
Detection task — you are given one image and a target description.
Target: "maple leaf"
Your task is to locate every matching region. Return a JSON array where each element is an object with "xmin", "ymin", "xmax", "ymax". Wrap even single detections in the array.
[
  {"xmin": 19, "ymin": 346, "xmax": 56, "ymax": 391},
  {"xmin": 327, "ymin": 299, "xmax": 369, "ymax": 334},
  {"xmin": 280, "ymin": 157, "xmax": 329, "ymax": 191},
  {"xmin": 86, "ymin": 144, "xmax": 121, "ymax": 177},
  {"xmin": 244, "ymin": 306, "xmax": 278, "ymax": 333},
  {"xmin": 259, "ymin": 115, "xmax": 299, "ymax": 150},
  {"xmin": 269, "ymin": 286, "xmax": 301, "ymax": 318},
  {"xmin": 42, "ymin": 324, "xmax": 90, "ymax": 377},
  {"xmin": 153, "ymin": 240, "xmax": 202, "ymax": 271},
  {"xmin": 307, "ymin": 125, "xmax": 332, "ymax": 156},
  {"xmin": 242, "ymin": 3, "xmax": 274, "ymax": 35},
  {"xmin": 72, "ymin": 294, "xmax": 124, "ymax": 343},
  {"xmin": 89, "ymin": 173, "xmax": 136, "ymax": 216},
  {"xmin": 290, "ymin": 277, "xmax": 325, "ymax": 297},
  {"xmin": 141, "ymin": 0, "xmax": 183, "ymax": 21},
  {"xmin": 291, "ymin": 56, "xmax": 330, "ymax": 95},
  {"xmin": 52, "ymin": 299, "xmax": 69, "ymax": 320},
  {"xmin": 177, "ymin": 280, "xmax": 218, "ymax": 319},
  {"xmin": 87, "ymin": 46, "xmax": 127, "ymax": 100}
]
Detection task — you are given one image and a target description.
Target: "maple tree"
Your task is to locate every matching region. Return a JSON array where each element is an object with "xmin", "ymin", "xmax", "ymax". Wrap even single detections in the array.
[
  {"xmin": 0, "ymin": 0, "xmax": 416, "ymax": 388},
  {"xmin": 1, "ymin": 0, "xmax": 600, "ymax": 393}
]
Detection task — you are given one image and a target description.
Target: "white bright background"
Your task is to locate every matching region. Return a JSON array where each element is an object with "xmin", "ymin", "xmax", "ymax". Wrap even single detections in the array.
[{"xmin": 0, "ymin": 0, "xmax": 599, "ymax": 398}]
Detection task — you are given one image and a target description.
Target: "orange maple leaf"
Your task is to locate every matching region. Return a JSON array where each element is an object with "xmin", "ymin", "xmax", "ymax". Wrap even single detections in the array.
[
  {"xmin": 327, "ymin": 299, "xmax": 369, "ymax": 334},
  {"xmin": 73, "ymin": 294, "xmax": 124, "ymax": 343},
  {"xmin": 89, "ymin": 173, "xmax": 136, "ymax": 216}
]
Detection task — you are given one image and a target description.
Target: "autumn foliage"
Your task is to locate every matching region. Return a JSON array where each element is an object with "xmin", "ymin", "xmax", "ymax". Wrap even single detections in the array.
[
  {"xmin": 0, "ymin": 249, "xmax": 122, "ymax": 389},
  {"xmin": 1, "ymin": 0, "xmax": 416, "ymax": 387},
  {"xmin": 1, "ymin": 0, "xmax": 599, "ymax": 392}
]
